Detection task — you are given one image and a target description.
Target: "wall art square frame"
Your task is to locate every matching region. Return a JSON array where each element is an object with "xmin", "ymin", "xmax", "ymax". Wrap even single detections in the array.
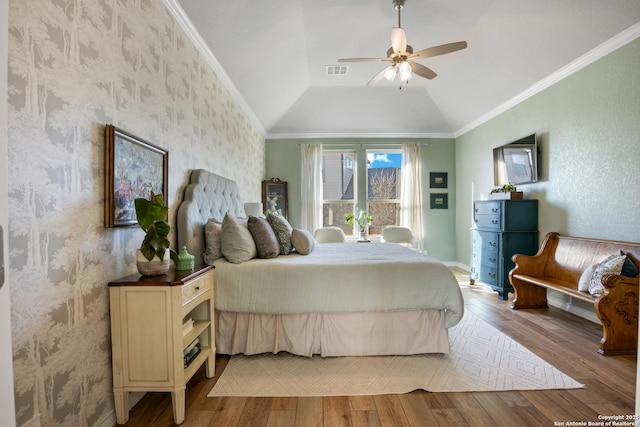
[
  {"xmin": 430, "ymin": 172, "xmax": 448, "ymax": 188},
  {"xmin": 104, "ymin": 124, "xmax": 168, "ymax": 228},
  {"xmin": 430, "ymin": 193, "xmax": 448, "ymax": 209}
]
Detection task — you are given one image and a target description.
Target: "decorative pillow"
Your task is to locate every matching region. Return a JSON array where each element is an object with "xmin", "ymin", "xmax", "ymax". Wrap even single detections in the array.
[
  {"xmin": 203, "ymin": 218, "xmax": 223, "ymax": 265},
  {"xmin": 291, "ymin": 228, "xmax": 315, "ymax": 255},
  {"xmin": 578, "ymin": 264, "xmax": 596, "ymax": 292},
  {"xmin": 247, "ymin": 215, "xmax": 280, "ymax": 259},
  {"xmin": 267, "ymin": 212, "xmax": 293, "ymax": 255},
  {"xmin": 620, "ymin": 250, "xmax": 639, "ymax": 277},
  {"xmin": 221, "ymin": 213, "xmax": 257, "ymax": 264},
  {"xmin": 589, "ymin": 254, "xmax": 626, "ymax": 297}
]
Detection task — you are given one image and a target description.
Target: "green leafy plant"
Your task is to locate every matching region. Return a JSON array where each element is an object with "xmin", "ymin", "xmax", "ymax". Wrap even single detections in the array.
[
  {"xmin": 135, "ymin": 192, "xmax": 177, "ymax": 262},
  {"xmin": 345, "ymin": 210, "xmax": 373, "ymax": 232},
  {"xmin": 490, "ymin": 183, "xmax": 518, "ymax": 194}
]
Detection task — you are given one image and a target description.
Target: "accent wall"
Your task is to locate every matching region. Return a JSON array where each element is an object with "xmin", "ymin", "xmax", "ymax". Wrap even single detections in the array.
[{"xmin": 7, "ymin": 1, "xmax": 264, "ymax": 426}]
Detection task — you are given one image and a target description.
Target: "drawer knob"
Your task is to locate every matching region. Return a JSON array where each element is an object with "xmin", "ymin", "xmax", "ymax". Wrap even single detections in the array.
[
  {"xmin": 491, "ymin": 219, "xmax": 499, "ymax": 224},
  {"xmin": 195, "ymin": 286, "xmax": 200, "ymax": 291},
  {"xmin": 492, "ymin": 208, "xmax": 498, "ymax": 213}
]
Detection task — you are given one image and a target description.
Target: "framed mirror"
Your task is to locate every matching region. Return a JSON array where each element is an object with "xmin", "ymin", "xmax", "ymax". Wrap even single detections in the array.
[{"xmin": 262, "ymin": 178, "xmax": 288, "ymax": 218}]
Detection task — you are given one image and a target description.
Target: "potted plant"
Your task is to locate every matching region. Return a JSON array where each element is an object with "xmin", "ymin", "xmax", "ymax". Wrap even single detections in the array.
[
  {"xmin": 134, "ymin": 192, "xmax": 177, "ymax": 276},
  {"xmin": 489, "ymin": 183, "xmax": 524, "ymax": 200},
  {"xmin": 345, "ymin": 210, "xmax": 373, "ymax": 240}
]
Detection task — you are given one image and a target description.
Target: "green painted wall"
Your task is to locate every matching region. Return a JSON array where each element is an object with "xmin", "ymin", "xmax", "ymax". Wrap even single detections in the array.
[
  {"xmin": 265, "ymin": 137, "xmax": 457, "ymax": 261},
  {"xmin": 455, "ymin": 37, "xmax": 640, "ymax": 270}
]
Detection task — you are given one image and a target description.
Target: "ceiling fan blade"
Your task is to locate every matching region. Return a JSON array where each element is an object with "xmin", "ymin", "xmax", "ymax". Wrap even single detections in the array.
[
  {"xmin": 338, "ymin": 57, "xmax": 392, "ymax": 63},
  {"xmin": 391, "ymin": 27, "xmax": 407, "ymax": 54},
  {"xmin": 409, "ymin": 41, "xmax": 468, "ymax": 60},
  {"xmin": 367, "ymin": 66, "xmax": 393, "ymax": 85},
  {"xmin": 409, "ymin": 62, "xmax": 437, "ymax": 80}
]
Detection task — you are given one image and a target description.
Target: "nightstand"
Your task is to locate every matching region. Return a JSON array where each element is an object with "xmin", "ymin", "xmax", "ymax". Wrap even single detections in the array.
[{"xmin": 108, "ymin": 264, "xmax": 215, "ymax": 425}]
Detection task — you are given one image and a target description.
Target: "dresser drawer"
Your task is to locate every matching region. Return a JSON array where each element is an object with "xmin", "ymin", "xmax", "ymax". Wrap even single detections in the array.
[
  {"xmin": 474, "ymin": 214, "xmax": 501, "ymax": 230},
  {"xmin": 473, "ymin": 201, "xmax": 501, "ymax": 216},
  {"xmin": 471, "ymin": 230, "xmax": 499, "ymax": 251},
  {"xmin": 182, "ymin": 274, "xmax": 210, "ymax": 305}
]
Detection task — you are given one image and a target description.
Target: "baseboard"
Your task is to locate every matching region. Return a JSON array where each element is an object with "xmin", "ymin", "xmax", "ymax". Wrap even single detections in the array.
[
  {"xmin": 547, "ymin": 294, "xmax": 600, "ymax": 324},
  {"xmin": 444, "ymin": 261, "xmax": 469, "ymax": 271},
  {"xmin": 94, "ymin": 392, "xmax": 145, "ymax": 427}
]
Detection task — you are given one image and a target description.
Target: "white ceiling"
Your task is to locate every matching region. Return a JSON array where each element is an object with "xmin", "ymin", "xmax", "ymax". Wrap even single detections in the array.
[{"xmin": 173, "ymin": 0, "xmax": 640, "ymax": 138}]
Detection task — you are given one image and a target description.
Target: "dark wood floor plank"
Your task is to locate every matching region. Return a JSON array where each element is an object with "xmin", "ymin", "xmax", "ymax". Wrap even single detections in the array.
[
  {"xmin": 236, "ymin": 397, "xmax": 272, "ymax": 427},
  {"xmin": 373, "ymin": 394, "xmax": 411, "ymax": 426},
  {"xmin": 397, "ymin": 392, "xmax": 440, "ymax": 427},
  {"xmin": 323, "ymin": 396, "xmax": 352, "ymax": 427},
  {"xmin": 294, "ymin": 397, "xmax": 322, "ymax": 427}
]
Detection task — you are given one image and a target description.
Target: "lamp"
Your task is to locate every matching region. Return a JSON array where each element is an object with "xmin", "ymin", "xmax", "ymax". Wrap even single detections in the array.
[{"xmin": 244, "ymin": 202, "xmax": 264, "ymax": 217}]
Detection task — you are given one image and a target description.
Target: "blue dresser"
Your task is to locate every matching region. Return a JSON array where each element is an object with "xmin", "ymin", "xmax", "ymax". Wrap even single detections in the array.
[{"xmin": 470, "ymin": 199, "xmax": 539, "ymax": 300}]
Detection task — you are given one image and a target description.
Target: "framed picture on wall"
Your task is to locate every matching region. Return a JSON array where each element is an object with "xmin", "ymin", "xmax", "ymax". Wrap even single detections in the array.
[
  {"xmin": 430, "ymin": 172, "xmax": 448, "ymax": 188},
  {"xmin": 430, "ymin": 193, "xmax": 448, "ymax": 209},
  {"xmin": 262, "ymin": 178, "xmax": 288, "ymax": 218},
  {"xmin": 104, "ymin": 124, "xmax": 168, "ymax": 228}
]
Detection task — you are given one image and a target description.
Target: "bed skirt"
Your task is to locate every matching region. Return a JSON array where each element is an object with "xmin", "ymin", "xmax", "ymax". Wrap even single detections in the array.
[{"xmin": 215, "ymin": 309, "xmax": 450, "ymax": 357}]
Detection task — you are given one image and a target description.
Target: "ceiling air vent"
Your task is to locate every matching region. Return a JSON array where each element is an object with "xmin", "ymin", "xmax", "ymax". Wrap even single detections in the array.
[{"xmin": 325, "ymin": 65, "xmax": 349, "ymax": 76}]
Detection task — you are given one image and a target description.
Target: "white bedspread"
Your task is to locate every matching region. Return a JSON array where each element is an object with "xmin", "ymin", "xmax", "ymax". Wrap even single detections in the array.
[{"xmin": 213, "ymin": 243, "xmax": 464, "ymax": 328}]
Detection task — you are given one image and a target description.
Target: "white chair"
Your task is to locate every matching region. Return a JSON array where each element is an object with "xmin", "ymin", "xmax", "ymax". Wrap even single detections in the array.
[
  {"xmin": 313, "ymin": 226, "xmax": 346, "ymax": 243},
  {"xmin": 381, "ymin": 226, "xmax": 418, "ymax": 249}
]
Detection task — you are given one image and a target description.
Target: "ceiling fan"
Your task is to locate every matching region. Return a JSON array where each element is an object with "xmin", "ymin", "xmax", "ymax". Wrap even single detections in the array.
[{"xmin": 338, "ymin": 0, "xmax": 467, "ymax": 87}]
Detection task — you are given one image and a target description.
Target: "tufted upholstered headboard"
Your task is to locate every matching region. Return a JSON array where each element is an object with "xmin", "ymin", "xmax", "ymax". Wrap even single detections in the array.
[{"xmin": 177, "ymin": 169, "xmax": 245, "ymax": 264}]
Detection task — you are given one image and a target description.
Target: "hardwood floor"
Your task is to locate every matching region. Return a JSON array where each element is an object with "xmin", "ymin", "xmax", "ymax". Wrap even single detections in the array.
[{"xmin": 120, "ymin": 268, "xmax": 637, "ymax": 426}]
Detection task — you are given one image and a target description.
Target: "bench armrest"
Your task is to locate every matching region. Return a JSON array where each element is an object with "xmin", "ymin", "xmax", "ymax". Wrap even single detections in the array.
[{"xmin": 510, "ymin": 232, "xmax": 558, "ymax": 277}]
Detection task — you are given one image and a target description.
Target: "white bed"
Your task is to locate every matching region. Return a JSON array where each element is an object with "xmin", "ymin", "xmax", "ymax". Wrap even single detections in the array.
[{"xmin": 177, "ymin": 169, "xmax": 464, "ymax": 357}]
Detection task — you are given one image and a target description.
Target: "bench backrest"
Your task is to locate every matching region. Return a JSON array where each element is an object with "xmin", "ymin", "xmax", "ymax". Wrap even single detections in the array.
[{"xmin": 542, "ymin": 233, "xmax": 640, "ymax": 286}]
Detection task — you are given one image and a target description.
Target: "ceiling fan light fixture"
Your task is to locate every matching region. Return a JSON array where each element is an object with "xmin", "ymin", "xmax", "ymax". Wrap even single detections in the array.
[
  {"xmin": 383, "ymin": 66, "xmax": 397, "ymax": 81},
  {"xmin": 398, "ymin": 61, "xmax": 412, "ymax": 81}
]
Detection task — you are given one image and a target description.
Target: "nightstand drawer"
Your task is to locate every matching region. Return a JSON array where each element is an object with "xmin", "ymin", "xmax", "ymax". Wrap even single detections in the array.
[{"xmin": 182, "ymin": 274, "xmax": 210, "ymax": 305}]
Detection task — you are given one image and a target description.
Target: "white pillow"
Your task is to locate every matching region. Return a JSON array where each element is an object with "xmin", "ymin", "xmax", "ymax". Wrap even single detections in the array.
[
  {"xmin": 589, "ymin": 254, "xmax": 626, "ymax": 297},
  {"xmin": 291, "ymin": 228, "xmax": 315, "ymax": 255},
  {"xmin": 203, "ymin": 218, "xmax": 222, "ymax": 264},
  {"xmin": 577, "ymin": 264, "xmax": 596, "ymax": 292},
  {"xmin": 221, "ymin": 213, "xmax": 257, "ymax": 264}
]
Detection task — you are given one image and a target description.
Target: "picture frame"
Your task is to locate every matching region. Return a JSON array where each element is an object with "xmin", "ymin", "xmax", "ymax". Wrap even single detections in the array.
[
  {"xmin": 104, "ymin": 124, "xmax": 168, "ymax": 228},
  {"xmin": 430, "ymin": 193, "xmax": 448, "ymax": 209},
  {"xmin": 430, "ymin": 172, "xmax": 448, "ymax": 188},
  {"xmin": 262, "ymin": 178, "xmax": 288, "ymax": 219}
]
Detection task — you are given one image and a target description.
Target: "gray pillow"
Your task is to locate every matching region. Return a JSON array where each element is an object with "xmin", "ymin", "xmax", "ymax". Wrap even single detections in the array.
[
  {"xmin": 203, "ymin": 218, "xmax": 222, "ymax": 264},
  {"xmin": 291, "ymin": 228, "xmax": 315, "ymax": 255},
  {"xmin": 247, "ymin": 215, "xmax": 280, "ymax": 259},
  {"xmin": 267, "ymin": 212, "xmax": 293, "ymax": 255},
  {"xmin": 221, "ymin": 213, "xmax": 257, "ymax": 263},
  {"xmin": 589, "ymin": 254, "xmax": 626, "ymax": 297}
]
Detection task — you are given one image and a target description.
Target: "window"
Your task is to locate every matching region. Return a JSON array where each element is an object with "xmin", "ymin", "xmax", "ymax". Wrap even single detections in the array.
[
  {"xmin": 322, "ymin": 151, "xmax": 355, "ymax": 234},
  {"xmin": 321, "ymin": 149, "xmax": 402, "ymax": 236},
  {"xmin": 367, "ymin": 151, "xmax": 402, "ymax": 235}
]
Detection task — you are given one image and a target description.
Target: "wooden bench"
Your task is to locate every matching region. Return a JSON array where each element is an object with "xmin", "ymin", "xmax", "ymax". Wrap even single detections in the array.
[{"xmin": 509, "ymin": 232, "xmax": 639, "ymax": 355}]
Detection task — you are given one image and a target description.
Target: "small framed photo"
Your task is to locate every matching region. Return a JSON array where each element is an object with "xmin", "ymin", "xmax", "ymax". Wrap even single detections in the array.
[
  {"xmin": 430, "ymin": 193, "xmax": 448, "ymax": 209},
  {"xmin": 104, "ymin": 124, "xmax": 168, "ymax": 227},
  {"xmin": 430, "ymin": 172, "xmax": 448, "ymax": 188}
]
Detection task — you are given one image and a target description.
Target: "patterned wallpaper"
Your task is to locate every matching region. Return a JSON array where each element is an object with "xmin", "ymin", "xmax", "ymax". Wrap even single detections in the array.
[{"xmin": 7, "ymin": 0, "xmax": 264, "ymax": 426}]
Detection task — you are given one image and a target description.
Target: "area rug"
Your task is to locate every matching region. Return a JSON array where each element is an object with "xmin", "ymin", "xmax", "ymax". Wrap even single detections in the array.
[{"xmin": 208, "ymin": 310, "xmax": 584, "ymax": 397}]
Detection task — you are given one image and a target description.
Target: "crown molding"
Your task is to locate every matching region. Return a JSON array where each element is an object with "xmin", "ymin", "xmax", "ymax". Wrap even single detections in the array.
[
  {"xmin": 162, "ymin": 0, "xmax": 266, "ymax": 136},
  {"xmin": 266, "ymin": 132, "xmax": 455, "ymax": 140},
  {"xmin": 454, "ymin": 22, "xmax": 640, "ymax": 138}
]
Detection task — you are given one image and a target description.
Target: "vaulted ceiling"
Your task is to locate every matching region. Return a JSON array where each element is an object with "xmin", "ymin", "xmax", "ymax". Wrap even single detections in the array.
[{"xmin": 173, "ymin": 0, "xmax": 640, "ymax": 138}]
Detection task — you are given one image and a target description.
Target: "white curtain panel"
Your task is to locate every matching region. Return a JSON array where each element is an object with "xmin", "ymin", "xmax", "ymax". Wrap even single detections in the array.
[
  {"xmin": 300, "ymin": 144, "xmax": 323, "ymax": 232},
  {"xmin": 400, "ymin": 143, "xmax": 424, "ymax": 250}
]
